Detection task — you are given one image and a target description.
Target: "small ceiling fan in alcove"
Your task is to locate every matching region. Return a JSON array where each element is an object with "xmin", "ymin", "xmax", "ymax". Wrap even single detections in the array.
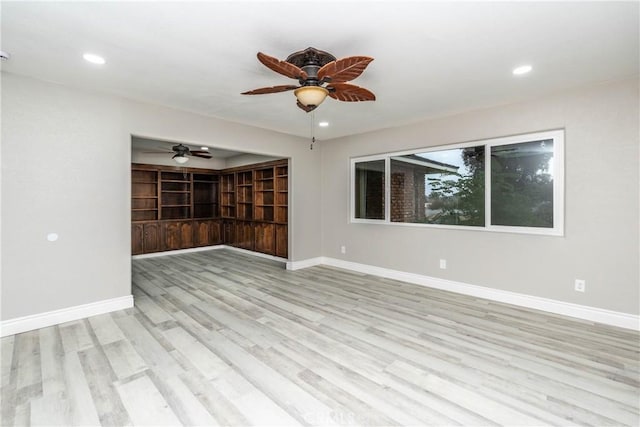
[
  {"xmin": 143, "ymin": 143, "xmax": 212, "ymax": 164},
  {"xmin": 242, "ymin": 47, "xmax": 376, "ymax": 112}
]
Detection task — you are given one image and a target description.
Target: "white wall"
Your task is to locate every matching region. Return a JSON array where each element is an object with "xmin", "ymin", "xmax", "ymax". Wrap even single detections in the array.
[
  {"xmin": 1, "ymin": 72, "xmax": 322, "ymax": 321},
  {"xmin": 321, "ymin": 78, "xmax": 639, "ymax": 315}
]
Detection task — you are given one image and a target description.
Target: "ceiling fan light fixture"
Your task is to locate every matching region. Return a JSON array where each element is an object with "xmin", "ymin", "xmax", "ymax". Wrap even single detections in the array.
[
  {"xmin": 294, "ymin": 86, "xmax": 329, "ymax": 107},
  {"xmin": 173, "ymin": 155, "xmax": 189, "ymax": 164}
]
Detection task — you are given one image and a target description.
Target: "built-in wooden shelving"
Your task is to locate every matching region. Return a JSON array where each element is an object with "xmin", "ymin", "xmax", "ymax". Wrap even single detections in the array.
[{"xmin": 131, "ymin": 159, "xmax": 288, "ymax": 258}]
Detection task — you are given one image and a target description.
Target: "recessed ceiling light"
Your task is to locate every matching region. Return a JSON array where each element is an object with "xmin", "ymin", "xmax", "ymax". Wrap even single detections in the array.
[
  {"xmin": 512, "ymin": 65, "xmax": 532, "ymax": 75},
  {"xmin": 318, "ymin": 121, "xmax": 329, "ymax": 127},
  {"xmin": 83, "ymin": 53, "xmax": 106, "ymax": 65},
  {"xmin": 200, "ymin": 147, "xmax": 209, "ymax": 151}
]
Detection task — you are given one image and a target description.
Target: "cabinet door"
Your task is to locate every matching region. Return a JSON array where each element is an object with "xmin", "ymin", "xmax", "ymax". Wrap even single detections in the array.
[
  {"xmin": 194, "ymin": 220, "xmax": 210, "ymax": 247},
  {"xmin": 132, "ymin": 224, "xmax": 144, "ymax": 255},
  {"xmin": 223, "ymin": 220, "xmax": 235, "ymax": 245},
  {"xmin": 144, "ymin": 222, "xmax": 161, "ymax": 253},
  {"xmin": 275, "ymin": 224, "xmax": 288, "ymax": 258},
  {"xmin": 161, "ymin": 221, "xmax": 182, "ymax": 251},
  {"xmin": 180, "ymin": 221, "xmax": 193, "ymax": 249},
  {"xmin": 235, "ymin": 221, "xmax": 254, "ymax": 250},
  {"xmin": 254, "ymin": 223, "xmax": 275, "ymax": 255},
  {"xmin": 210, "ymin": 220, "xmax": 222, "ymax": 245},
  {"xmin": 194, "ymin": 220, "xmax": 221, "ymax": 247}
]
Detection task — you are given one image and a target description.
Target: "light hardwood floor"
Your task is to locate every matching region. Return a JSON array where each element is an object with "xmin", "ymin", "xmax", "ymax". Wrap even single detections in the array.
[{"xmin": 2, "ymin": 249, "xmax": 639, "ymax": 426}]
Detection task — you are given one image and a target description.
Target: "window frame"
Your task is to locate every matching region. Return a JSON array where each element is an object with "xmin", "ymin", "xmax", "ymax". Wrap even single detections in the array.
[{"xmin": 350, "ymin": 129, "xmax": 565, "ymax": 236}]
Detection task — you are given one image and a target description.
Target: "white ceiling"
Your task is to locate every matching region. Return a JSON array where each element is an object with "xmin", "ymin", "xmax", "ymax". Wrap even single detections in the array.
[{"xmin": 2, "ymin": 1, "xmax": 638, "ymax": 141}]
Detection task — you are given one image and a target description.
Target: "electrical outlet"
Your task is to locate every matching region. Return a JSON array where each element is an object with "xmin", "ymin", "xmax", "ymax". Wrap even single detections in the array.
[
  {"xmin": 439, "ymin": 259, "xmax": 447, "ymax": 269},
  {"xmin": 575, "ymin": 279, "xmax": 586, "ymax": 292},
  {"xmin": 340, "ymin": 245, "xmax": 346, "ymax": 254}
]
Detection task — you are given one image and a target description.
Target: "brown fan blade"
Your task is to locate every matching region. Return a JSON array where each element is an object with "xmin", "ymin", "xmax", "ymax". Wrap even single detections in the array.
[
  {"xmin": 296, "ymin": 100, "xmax": 317, "ymax": 113},
  {"xmin": 190, "ymin": 152, "xmax": 212, "ymax": 159},
  {"xmin": 257, "ymin": 52, "xmax": 308, "ymax": 80},
  {"xmin": 242, "ymin": 85, "xmax": 299, "ymax": 95},
  {"xmin": 189, "ymin": 150, "xmax": 210, "ymax": 155},
  {"xmin": 318, "ymin": 56, "xmax": 374, "ymax": 83},
  {"xmin": 327, "ymin": 83, "xmax": 376, "ymax": 102}
]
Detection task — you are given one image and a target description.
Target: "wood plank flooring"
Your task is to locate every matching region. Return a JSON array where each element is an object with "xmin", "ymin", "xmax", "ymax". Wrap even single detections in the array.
[{"xmin": 2, "ymin": 249, "xmax": 639, "ymax": 426}]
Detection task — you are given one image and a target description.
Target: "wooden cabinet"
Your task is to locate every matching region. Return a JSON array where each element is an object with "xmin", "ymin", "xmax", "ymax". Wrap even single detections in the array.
[
  {"xmin": 275, "ymin": 165, "xmax": 288, "ymax": 224},
  {"xmin": 234, "ymin": 220, "xmax": 254, "ymax": 250},
  {"xmin": 220, "ymin": 173, "xmax": 236, "ymax": 218},
  {"xmin": 160, "ymin": 171, "xmax": 191, "ymax": 220},
  {"xmin": 254, "ymin": 223, "xmax": 275, "ymax": 254},
  {"xmin": 160, "ymin": 221, "xmax": 193, "ymax": 250},
  {"xmin": 236, "ymin": 171, "xmax": 253, "ymax": 220},
  {"xmin": 254, "ymin": 168, "xmax": 274, "ymax": 222},
  {"xmin": 160, "ymin": 221, "xmax": 182, "ymax": 251},
  {"xmin": 275, "ymin": 224, "xmax": 288, "ymax": 258},
  {"xmin": 194, "ymin": 219, "xmax": 222, "ymax": 247},
  {"xmin": 132, "ymin": 169, "xmax": 159, "ymax": 222},
  {"xmin": 223, "ymin": 220, "xmax": 235, "ymax": 245},
  {"xmin": 132, "ymin": 160, "xmax": 288, "ymax": 258},
  {"xmin": 132, "ymin": 223, "xmax": 144, "ymax": 255},
  {"xmin": 132, "ymin": 222, "xmax": 160, "ymax": 255},
  {"xmin": 193, "ymin": 173, "xmax": 219, "ymax": 219}
]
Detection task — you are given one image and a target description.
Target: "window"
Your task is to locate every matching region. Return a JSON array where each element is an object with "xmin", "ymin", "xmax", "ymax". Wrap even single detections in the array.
[
  {"xmin": 351, "ymin": 130, "xmax": 564, "ymax": 235},
  {"xmin": 390, "ymin": 145, "xmax": 485, "ymax": 226},
  {"xmin": 491, "ymin": 139, "xmax": 555, "ymax": 228},
  {"xmin": 353, "ymin": 159, "xmax": 385, "ymax": 220}
]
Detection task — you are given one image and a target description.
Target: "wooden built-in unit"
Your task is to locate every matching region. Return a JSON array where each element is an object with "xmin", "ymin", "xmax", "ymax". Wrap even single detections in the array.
[{"xmin": 131, "ymin": 159, "xmax": 288, "ymax": 258}]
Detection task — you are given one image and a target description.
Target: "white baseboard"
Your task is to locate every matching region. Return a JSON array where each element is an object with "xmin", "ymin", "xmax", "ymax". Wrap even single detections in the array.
[
  {"xmin": 294, "ymin": 257, "xmax": 638, "ymax": 331},
  {"xmin": 222, "ymin": 245, "xmax": 288, "ymax": 263},
  {"xmin": 1, "ymin": 295, "xmax": 134, "ymax": 337},
  {"xmin": 132, "ymin": 245, "xmax": 225, "ymax": 259},
  {"xmin": 132, "ymin": 245, "xmax": 287, "ymax": 263},
  {"xmin": 286, "ymin": 257, "xmax": 324, "ymax": 270}
]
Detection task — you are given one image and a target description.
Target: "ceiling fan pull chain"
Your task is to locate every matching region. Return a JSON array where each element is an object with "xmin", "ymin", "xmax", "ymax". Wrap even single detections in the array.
[{"xmin": 310, "ymin": 111, "xmax": 315, "ymax": 150}]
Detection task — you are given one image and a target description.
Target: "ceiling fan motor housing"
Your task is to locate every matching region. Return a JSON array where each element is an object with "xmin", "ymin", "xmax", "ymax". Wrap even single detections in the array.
[
  {"xmin": 172, "ymin": 144, "xmax": 190, "ymax": 158},
  {"xmin": 286, "ymin": 47, "xmax": 335, "ymax": 86}
]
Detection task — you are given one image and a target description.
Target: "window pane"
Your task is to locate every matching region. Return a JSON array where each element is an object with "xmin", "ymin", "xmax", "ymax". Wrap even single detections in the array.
[
  {"xmin": 491, "ymin": 139, "xmax": 554, "ymax": 227},
  {"xmin": 390, "ymin": 146, "xmax": 485, "ymax": 226},
  {"xmin": 354, "ymin": 160, "xmax": 385, "ymax": 219}
]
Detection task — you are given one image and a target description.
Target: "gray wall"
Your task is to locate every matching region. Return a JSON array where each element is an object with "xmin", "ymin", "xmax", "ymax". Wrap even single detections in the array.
[
  {"xmin": 225, "ymin": 153, "xmax": 281, "ymax": 169},
  {"xmin": 321, "ymin": 78, "xmax": 639, "ymax": 315},
  {"xmin": 1, "ymin": 72, "xmax": 322, "ymax": 320},
  {"xmin": 3, "ymin": 72, "xmax": 637, "ymax": 321},
  {"xmin": 131, "ymin": 150, "xmax": 227, "ymax": 169}
]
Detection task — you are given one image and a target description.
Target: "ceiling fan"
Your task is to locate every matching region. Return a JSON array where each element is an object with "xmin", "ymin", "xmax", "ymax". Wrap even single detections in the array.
[
  {"xmin": 242, "ymin": 47, "xmax": 376, "ymax": 112},
  {"xmin": 143, "ymin": 144, "xmax": 212, "ymax": 164}
]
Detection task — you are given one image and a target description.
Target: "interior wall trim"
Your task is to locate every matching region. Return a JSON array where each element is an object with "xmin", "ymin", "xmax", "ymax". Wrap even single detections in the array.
[
  {"xmin": 131, "ymin": 245, "xmax": 226, "ymax": 259},
  {"xmin": 291, "ymin": 256, "xmax": 639, "ymax": 331},
  {"xmin": 286, "ymin": 257, "xmax": 324, "ymax": 270},
  {"xmin": 0, "ymin": 295, "xmax": 134, "ymax": 337},
  {"xmin": 132, "ymin": 245, "xmax": 287, "ymax": 263}
]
